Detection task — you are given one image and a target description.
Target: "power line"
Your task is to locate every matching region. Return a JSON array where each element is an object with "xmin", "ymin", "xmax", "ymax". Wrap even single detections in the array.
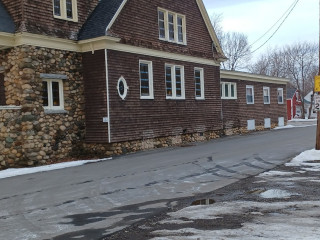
[
  {"xmin": 249, "ymin": 0, "xmax": 299, "ymax": 48},
  {"xmin": 251, "ymin": 0, "xmax": 300, "ymax": 54}
]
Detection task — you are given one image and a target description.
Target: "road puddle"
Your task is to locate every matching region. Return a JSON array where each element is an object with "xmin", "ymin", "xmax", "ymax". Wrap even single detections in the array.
[{"xmin": 191, "ymin": 199, "xmax": 215, "ymax": 206}]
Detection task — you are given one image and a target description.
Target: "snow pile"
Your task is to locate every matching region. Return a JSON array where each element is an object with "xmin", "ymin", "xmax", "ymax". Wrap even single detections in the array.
[
  {"xmin": 0, "ymin": 158, "xmax": 112, "ymax": 179},
  {"xmin": 260, "ymin": 189, "xmax": 298, "ymax": 199},
  {"xmin": 286, "ymin": 149, "xmax": 320, "ymax": 172}
]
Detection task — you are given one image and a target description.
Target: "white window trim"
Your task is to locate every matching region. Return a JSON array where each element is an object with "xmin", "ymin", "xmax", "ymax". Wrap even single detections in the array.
[
  {"xmin": 139, "ymin": 60, "xmax": 154, "ymax": 99},
  {"xmin": 278, "ymin": 88, "xmax": 284, "ymax": 104},
  {"xmin": 263, "ymin": 86, "xmax": 270, "ymax": 104},
  {"xmin": 53, "ymin": 0, "xmax": 78, "ymax": 22},
  {"xmin": 221, "ymin": 82, "xmax": 237, "ymax": 100},
  {"xmin": 246, "ymin": 85, "xmax": 254, "ymax": 104},
  {"xmin": 117, "ymin": 76, "xmax": 129, "ymax": 100},
  {"xmin": 195, "ymin": 67, "xmax": 205, "ymax": 100},
  {"xmin": 43, "ymin": 79, "xmax": 64, "ymax": 110},
  {"xmin": 165, "ymin": 64, "xmax": 185, "ymax": 100},
  {"xmin": 158, "ymin": 8, "xmax": 187, "ymax": 45}
]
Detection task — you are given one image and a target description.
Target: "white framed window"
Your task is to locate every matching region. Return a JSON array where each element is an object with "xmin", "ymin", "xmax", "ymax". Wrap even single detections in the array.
[
  {"xmin": 42, "ymin": 79, "xmax": 64, "ymax": 110},
  {"xmin": 195, "ymin": 68, "xmax": 204, "ymax": 100},
  {"xmin": 53, "ymin": 0, "xmax": 78, "ymax": 22},
  {"xmin": 263, "ymin": 87, "xmax": 270, "ymax": 104},
  {"xmin": 277, "ymin": 88, "xmax": 284, "ymax": 104},
  {"xmin": 139, "ymin": 60, "xmax": 154, "ymax": 99},
  {"xmin": 165, "ymin": 64, "xmax": 185, "ymax": 99},
  {"xmin": 221, "ymin": 82, "xmax": 237, "ymax": 99},
  {"xmin": 158, "ymin": 8, "xmax": 186, "ymax": 45},
  {"xmin": 246, "ymin": 85, "xmax": 254, "ymax": 104}
]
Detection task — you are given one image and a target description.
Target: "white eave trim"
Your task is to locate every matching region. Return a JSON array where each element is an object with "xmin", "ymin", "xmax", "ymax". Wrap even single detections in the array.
[
  {"xmin": 105, "ymin": 0, "xmax": 128, "ymax": 33},
  {"xmin": 0, "ymin": 32, "xmax": 15, "ymax": 49},
  {"xmin": 195, "ymin": 0, "xmax": 226, "ymax": 60},
  {"xmin": 221, "ymin": 70, "xmax": 290, "ymax": 85}
]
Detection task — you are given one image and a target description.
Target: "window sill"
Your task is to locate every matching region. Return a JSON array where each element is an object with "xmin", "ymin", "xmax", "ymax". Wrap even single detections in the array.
[
  {"xmin": 159, "ymin": 38, "xmax": 187, "ymax": 46},
  {"xmin": 44, "ymin": 109, "xmax": 69, "ymax": 115},
  {"xmin": 0, "ymin": 105, "xmax": 21, "ymax": 110},
  {"xmin": 140, "ymin": 96, "xmax": 154, "ymax": 100},
  {"xmin": 196, "ymin": 98, "xmax": 205, "ymax": 101},
  {"xmin": 221, "ymin": 97, "xmax": 237, "ymax": 100},
  {"xmin": 53, "ymin": 15, "xmax": 78, "ymax": 23}
]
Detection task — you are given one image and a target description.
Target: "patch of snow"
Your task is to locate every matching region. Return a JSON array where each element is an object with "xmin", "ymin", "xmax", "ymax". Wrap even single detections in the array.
[
  {"xmin": 274, "ymin": 124, "xmax": 316, "ymax": 130},
  {"xmin": 287, "ymin": 149, "xmax": 320, "ymax": 167},
  {"xmin": 258, "ymin": 171, "xmax": 295, "ymax": 177},
  {"xmin": 289, "ymin": 119, "xmax": 317, "ymax": 122},
  {"xmin": 260, "ymin": 189, "xmax": 298, "ymax": 199},
  {"xmin": 160, "ymin": 219, "xmax": 194, "ymax": 225},
  {"xmin": 152, "ymin": 201, "xmax": 320, "ymax": 240},
  {"xmin": 0, "ymin": 158, "xmax": 112, "ymax": 180}
]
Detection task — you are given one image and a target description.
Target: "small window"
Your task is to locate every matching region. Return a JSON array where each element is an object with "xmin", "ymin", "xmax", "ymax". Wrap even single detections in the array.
[
  {"xmin": 195, "ymin": 68, "xmax": 204, "ymax": 99},
  {"xmin": 246, "ymin": 85, "xmax": 254, "ymax": 104},
  {"xmin": 117, "ymin": 77, "xmax": 128, "ymax": 100},
  {"xmin": 263, "ymin": 87, "xmax": 270, "ymax": 104},
  {"xmin": 277, "ymin": 88, "xmax": 284, "ymax": 104},
  {"xmin": 165, "ymin": 64, "xmax": 185, "ymax": 99},
  {"xmin": 140, "ymin": 60, "xmax": 154, "ymax": 99},
  {"xmin": 158, "ymin": 8, "xmax": 186, "ymax": 45},
  {"xmin": 221, "ymin": 82, "xmax": 237, "ymax": 99},
  {"xmin": 42, "ymin": 79, "xmax": 64, "ymax": 110},
  {"xmin": 53, "ymin": 0, "xmax": 78, "ymax": 22}
]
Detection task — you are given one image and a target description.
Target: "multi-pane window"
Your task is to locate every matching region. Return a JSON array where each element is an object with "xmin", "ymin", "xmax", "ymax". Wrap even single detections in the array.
[
  {"xmin": 53, "ymin": 0, "xmax": 78, "ymax": 22},
  {"xmin": 158, "ymin": 11, "xmax": 165, "ymax": 39},
  {"xmin": 139, "ymin": 60, "xmax": 154, "ymax": 99},
  {"xmin": 263, "ymin": 87, "xmax": 270, "ymax": 104},
  {"xmin": 277, "ymin": 88, "xmax": 284, "ymax": 104},
  {"xmin": 221, "ymin": 82, "xmax": 237, "ymax": 99},
  {"xmin": 166, "ymin": 64, "xmax": 185, "ymax": 99},
  {"xmin": 42, "ymin": 79, "xmax": 64, "ymax": 110},
  {"xmin": 246, "ymin": 85, "xmax": 254, "ymax": 104},
  {"xmin": 195, "ymin": 68, "xmax": 204, "ymax": 99},
  {"xmin": 158, "ymin": 8, "xmax": 186, "ymax": 44}
]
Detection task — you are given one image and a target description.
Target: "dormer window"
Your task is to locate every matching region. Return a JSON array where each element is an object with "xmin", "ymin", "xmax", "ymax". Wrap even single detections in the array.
[
  {"xmin": 53, "ymin": 0, "xmax": 78, "ymax": 22},
  {"xmin": 158, "ymin": 8, "xmax": 186, "ymax": 45}
]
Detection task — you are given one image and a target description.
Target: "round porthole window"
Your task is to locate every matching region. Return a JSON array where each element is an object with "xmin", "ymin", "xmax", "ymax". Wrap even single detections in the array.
[{"xmin": 117, "ymin": 77, "xmax": 128, "ymax": 100}]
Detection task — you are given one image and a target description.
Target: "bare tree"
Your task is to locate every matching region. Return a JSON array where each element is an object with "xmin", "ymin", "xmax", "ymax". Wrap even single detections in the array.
[
  {"xmin": 220, "ymin": 32, "xmax": 252, "ymax": 71},
  {"xmin": 250, "ymin": 42, "xmax": 318, "ymax": 119},
  {"xmin": 211, "ymin": 14, "xmax": 251, "ymax": 71}
]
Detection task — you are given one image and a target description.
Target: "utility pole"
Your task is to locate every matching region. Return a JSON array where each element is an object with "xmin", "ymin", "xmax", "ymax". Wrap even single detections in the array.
[{"xmin": 316, "ymin": 0, "xmax": 320, "ymax": 150}]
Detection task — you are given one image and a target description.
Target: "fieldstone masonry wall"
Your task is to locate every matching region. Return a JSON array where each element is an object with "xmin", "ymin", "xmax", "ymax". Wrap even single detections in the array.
[{"xmin": 0, "ymin": 45, "xmax": 85, "ymax": 169}]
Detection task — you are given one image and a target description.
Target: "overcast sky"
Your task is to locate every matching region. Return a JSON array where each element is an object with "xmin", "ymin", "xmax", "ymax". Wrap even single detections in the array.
[{"xmin": 203, "ymin": 0, "xmax": 318, "ymax": 56}]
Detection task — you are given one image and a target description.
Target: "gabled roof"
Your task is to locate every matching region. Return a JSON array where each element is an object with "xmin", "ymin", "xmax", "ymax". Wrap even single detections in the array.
[
  {"xmin": 78, "ymin": 0, "xmax": 125, "ymax": 40},
  {"xmin": 0, "ymin": 0, "xmax": 15, "ymax": 33},
  {"xmin": 287, "ymin": 87, "xmax": 298, "ymax": 99},
  {"xmin": 78, "ymin": 0, "xmax": 226, "ymax": 59}
]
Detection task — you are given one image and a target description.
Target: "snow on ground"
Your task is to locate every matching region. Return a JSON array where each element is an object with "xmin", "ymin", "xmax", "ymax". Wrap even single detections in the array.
[
  {"xmin": 258, "ymin": 170, "xmax": 296, "ymax": 177},
  {"xmin": 151, "ymin": 201, "xmax": 320, "ymax": 240},
  {"xmin": 149, "ymin": 149, "xmax": 320, "ymax": 240},
  {"xmin": 260, "ymin": 189, "xmax": 299, "ymax": 199},
  {"xmin": 0, "ymin": 158, "xmax": 112, "ymax": 180},
  {"xmin": 286, "ymin": 149, "xmax": 320, "ymax": 172}
]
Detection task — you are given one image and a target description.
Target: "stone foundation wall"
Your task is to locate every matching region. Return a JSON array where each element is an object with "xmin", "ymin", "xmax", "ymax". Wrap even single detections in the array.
[
  {"xmin": 0, "ymin": 45, "xmax": 85, "ymax": 169},
  {"xmin": 81, "ymin": 130, "xmax": 224, "ymax": 158}
]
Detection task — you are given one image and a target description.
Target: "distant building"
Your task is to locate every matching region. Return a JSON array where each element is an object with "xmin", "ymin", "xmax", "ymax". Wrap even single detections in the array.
[{"xmin": 287, "ymin": 88, "xmax": 302, "ymax": 120}]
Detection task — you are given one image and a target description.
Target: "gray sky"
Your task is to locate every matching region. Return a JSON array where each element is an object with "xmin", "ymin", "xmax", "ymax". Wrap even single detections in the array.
[{"xmin": 203, "ymin": 0, "xmax": 318, "ymax": 56}]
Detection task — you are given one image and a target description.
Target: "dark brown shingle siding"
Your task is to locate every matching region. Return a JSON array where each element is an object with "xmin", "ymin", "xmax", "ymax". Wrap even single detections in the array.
[{"xmin": 83, "ymin": 50, "xmax": 109, "ymax": 143}]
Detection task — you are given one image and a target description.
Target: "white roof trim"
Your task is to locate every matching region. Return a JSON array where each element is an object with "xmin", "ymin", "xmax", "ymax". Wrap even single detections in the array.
[
  {"xmin": 221, "ymin": 70, "xmax": 290, "ymax": 85},
  {"xmin": 105, "ymin": 0, "xmax": 128, "ymax": 33}
]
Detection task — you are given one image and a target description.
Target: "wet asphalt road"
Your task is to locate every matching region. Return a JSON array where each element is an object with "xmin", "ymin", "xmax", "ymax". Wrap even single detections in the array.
[{"xmin": 0, "ymin": 125, "xmax": 316, "ymax": 240}]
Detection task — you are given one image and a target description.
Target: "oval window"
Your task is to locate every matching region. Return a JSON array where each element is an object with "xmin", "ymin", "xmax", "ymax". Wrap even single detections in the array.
[{"xmin": 117, "ymin": 77, "xmax": 128, "ymax": 100}]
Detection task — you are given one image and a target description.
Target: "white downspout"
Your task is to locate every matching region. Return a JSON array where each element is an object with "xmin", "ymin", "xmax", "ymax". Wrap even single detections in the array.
[{"xmin": 105, "ymin": 49, "xmax": 111, "ymax": 143}]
